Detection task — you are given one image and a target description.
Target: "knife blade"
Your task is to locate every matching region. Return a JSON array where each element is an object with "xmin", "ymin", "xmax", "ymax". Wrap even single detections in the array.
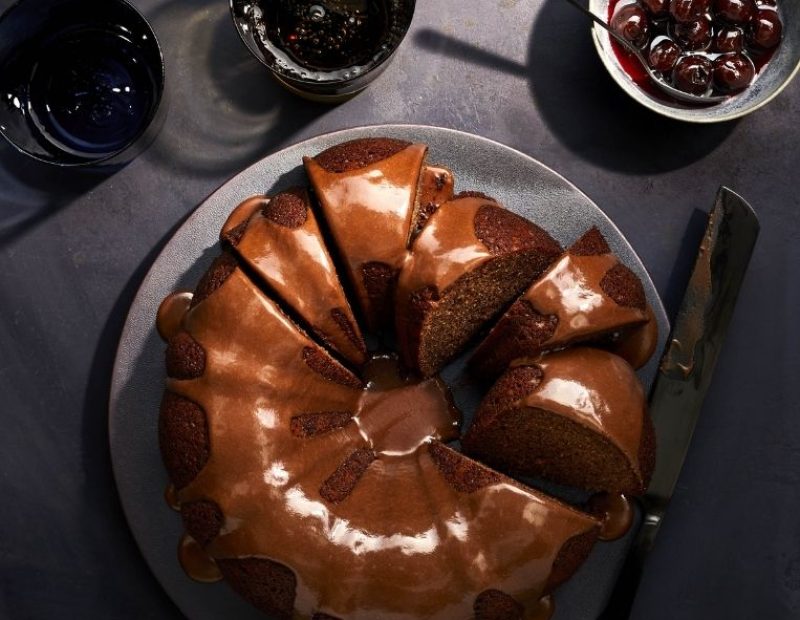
[{"xmin": 598, "ymin": 187, "xmax": 760, "ymax": 619}]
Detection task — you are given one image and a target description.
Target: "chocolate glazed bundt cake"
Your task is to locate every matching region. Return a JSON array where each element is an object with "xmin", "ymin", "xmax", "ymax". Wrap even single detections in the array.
[{"xmin": 156, "ymin": 137, "xmax": 659, "ymax": 619}]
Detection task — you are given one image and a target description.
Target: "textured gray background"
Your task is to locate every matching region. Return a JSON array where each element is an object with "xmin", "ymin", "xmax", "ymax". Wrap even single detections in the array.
[{"xmin": 0, "ymin": 0, "xmax": 798, "ymax": 619}]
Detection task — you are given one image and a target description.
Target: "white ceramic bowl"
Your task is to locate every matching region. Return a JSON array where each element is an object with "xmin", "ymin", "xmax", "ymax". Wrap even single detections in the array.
[{"xmin": 589, "ymin": 0, "xmax": 800, "ymax": 122}]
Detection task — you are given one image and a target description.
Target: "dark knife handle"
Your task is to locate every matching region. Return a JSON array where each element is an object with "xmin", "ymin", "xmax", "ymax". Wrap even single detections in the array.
[{"xmin": 597, "ymin": 500, "xmax": 663, "ymax": 620}]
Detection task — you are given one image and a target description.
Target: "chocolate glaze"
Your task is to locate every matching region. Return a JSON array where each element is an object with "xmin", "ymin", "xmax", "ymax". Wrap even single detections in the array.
[
  {"xmin": 611, "ymin": 304, "xmax": 659, "ymax": 370},
  {"xmin": 224, "ymin": 191, "xmax": 367, "ymax": 366},
  {"xmin": 398, "ymin": 195, "xmax": 501, "ymax": 302},
  {"xmin": 179, "ymin": 533, "xmax": 222, "ymax": 583},
  {"xmin": 586, "ymin": 492, "xmax": 635, "ymax": 541},
  {"xmin": 471, "ymin": 247, "xmax": 657, "ymax": 375},
  {"xmin": 512, "ymin": 348, "xmax": 647, "ymax": 482},
  {"xmin": 164, "ymin": 484, "xmax": 180, "ymax": 511},
  {"xmin": 524, "ymin": 253, "xmax": 648, "ymax": 345},
  {"xmin": 220, "ymin": 195, "xmax": 264, "ymax": 242},
  {"xmin": 533, "ymin": 595, "xmax": 555, "ymax": 620},
  {"xmin": 353, "ymin": 355, "xmax": 460, "ymax": 456},
  {"xmin": 162, "ymin": 269, "xmax": 598, "ymax": 618},
  {"xmin": 303, "ymin": 143, "xmax": 427, "ymax": 328},
  {"xmin": 156, "ymin": 291, "xmax": 193, "ymax": 341}
]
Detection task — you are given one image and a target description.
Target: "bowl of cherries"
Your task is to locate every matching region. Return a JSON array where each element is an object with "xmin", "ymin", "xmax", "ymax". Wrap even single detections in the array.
[{"xmin": 589, "ymin": 0, "xmax": 800, "ymax": 121}]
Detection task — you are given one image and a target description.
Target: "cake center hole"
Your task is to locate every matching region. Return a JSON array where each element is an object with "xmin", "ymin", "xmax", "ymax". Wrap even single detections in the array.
[{"xmin": 353, "ymin": 354, "xmax": 461, "ymax": 456}]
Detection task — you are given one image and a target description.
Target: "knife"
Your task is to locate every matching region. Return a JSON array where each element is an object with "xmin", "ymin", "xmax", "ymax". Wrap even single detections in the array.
[{"xmin": 598, "ymin": 187, "xmax": 760, "ymax": 619}]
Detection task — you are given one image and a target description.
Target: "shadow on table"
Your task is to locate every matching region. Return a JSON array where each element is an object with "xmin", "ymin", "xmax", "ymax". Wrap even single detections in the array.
[
  {"xmin": 415, "ymin": 0, "xmax": 738, "ymax": 174},
  {"xmin": 528, "ymin": 0, "xmax": 738, "ymax": 174},
  {"xmin": 0, "ymin": 0, "xmax": 329, "ymax": 245},
  {"xmin": 77, "ymin": 215, "xmax": 195, "ymax": 617},
  {"xmin": 660, "ymin": 207, "xmax": 709, "ymax": 320},
  {"xmin": 0, "ymin": 143, "xmax": 114, "ymax": 244},
  {"xmin": 142, "ymin": 0, "xmax": 329, "ymax": 177}
]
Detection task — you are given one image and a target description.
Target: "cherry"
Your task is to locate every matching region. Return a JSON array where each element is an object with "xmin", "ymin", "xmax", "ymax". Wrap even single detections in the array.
[
  {"xmin": 714, "ymin": 26, "xmax": 745, "ymax": 52},
  {"xmin": 640, "ymin": 0, "xmax": 669, "ymax": 17},
  {"xmin": 748, "ymin": 8, "xmax": 783, "ymax": 49},
  {"xmin": 649, "ymin": 39, "xmax": 682, "ymax": 72},
  {"xmin": 672, "ymin": 54, "xmax": 713, "ymax": 93},
  {"xmin": 714, "ymin": 0, "xmax": 756, "ymax": 24},
  {"xmin": 606, "ymin": 0, "xmax": 782, "ymax": 101},
  {"xmin": 670, "ymin": 0, "xmax": 712, "ymax": 22},
  {"xmin": 611, "ymin": 3, "xmax": 651, "ymax": 48},
  {"xmin": 713, "ymin": 53, "xmax": 756, "ymax": 90},
  {"xmin": 673, "ymin": 17, "xmax": 714, "ymax": 50}
]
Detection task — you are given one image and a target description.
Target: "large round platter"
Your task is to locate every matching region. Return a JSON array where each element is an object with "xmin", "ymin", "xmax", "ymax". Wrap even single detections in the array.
[{"xmin": 110, "ymin": 124, "xmax": 669, "ymax": 619}]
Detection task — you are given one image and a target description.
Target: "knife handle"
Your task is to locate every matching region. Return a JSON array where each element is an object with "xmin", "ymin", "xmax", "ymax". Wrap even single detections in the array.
[{"xmin": 597, "ymin": 499, "xmax": 665, "ymax": 619}]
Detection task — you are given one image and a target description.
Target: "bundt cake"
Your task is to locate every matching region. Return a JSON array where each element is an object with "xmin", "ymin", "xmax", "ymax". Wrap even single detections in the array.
[
  {"xmin": 395, "ymin": 193, "xmax": 562, "ymax": 377},
  {"xmin": 303, "ymin": 138, "xmax": 428, "ymax": 330},
  {"xmin": 220, "ymin": 187, "xmax": 367, "ymax": 366},
  {"xmin": 157, "ymin": 136, "xmax": 660, "ymax": 619},
  {"xmin": 469, "ymin": 227, "xmax": 658, "ymax": 377},
  {"xmin": 158, "ymin": 252, "xmax": 599, "ymax": 619},
  {"xmin": 463, "ymin": 348, "xmax": 655, "ymax": 496}
]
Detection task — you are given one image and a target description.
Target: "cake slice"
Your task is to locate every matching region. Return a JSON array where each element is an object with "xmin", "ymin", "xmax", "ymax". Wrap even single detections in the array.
[
  {"xmin": 303, "ymin": 138, "xmax": 428, "ymax": 330},
  {"xmin": 463, "ymin": 347, "xmax": 655, "ymax": 496},
  {"xmin": 412, "ymin": 441, "xmax": 599, "ymax": 619},
  {"xmin": 410, "ymin": 164, "xmax": 455, "ymax": 241},
  {"xmin": 159, "ymin": 251, "xmax": 364, "ymax": 495},
  {"xmin": 470, "ymin": 227, "xmax": 657, "ymax": 377},
  {"xmin": 395, "ymin": 193, "xmax": 562, "ymax": 377},
  {"xmin": 221, "ymin": 188, "xmax": 367, "ymax": 366}
]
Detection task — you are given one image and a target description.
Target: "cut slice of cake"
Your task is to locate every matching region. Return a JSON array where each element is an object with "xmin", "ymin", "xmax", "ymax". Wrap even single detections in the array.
[
  {"xmin": 470, "ymin": 227, "xmax": 657, "ymax": 377},
  {"xmin": 221, "ymin": 188, "xmax": 367, "ymax": 366},
  {"xmin": 463, "ymin": 347, "xmax": 655, "ymax": 496},
  {"xmin": 303, "ymin": 137, "xmax": 428, "ymax": 331},
  {"xmin": 410, "ymin": 164, "xmax": 455, "ymax": 241},
  {"xmin": 159, "ymin": 251, "xmax": 364, "ymax": 495},
  {"xmin": 395, "ymin": 193, "xmax": 562, "ymax": 377}
]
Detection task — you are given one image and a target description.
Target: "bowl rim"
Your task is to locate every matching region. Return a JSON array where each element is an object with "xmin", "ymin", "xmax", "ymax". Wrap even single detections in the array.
[{"xmin": 588, "ymin": 0, "xmax": 800, "ymax": 123}]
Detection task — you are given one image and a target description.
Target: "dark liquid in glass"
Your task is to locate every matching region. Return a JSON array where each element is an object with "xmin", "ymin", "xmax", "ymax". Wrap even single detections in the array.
[
  {"xmin": 269, "ymin": 0, "xmax": 388, "ymax": 70},
  {"xmin": 1, "ymin": 24, "xmax": 159, "ymax": 159},
  {"xmin": 252, "ymin": 0, "xmax": 405, "ymax": 81}
]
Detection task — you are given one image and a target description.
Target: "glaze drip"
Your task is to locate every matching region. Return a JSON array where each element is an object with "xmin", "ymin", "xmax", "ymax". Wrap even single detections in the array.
[
  {"xmin": 179, "ymin": 534, "xmax": 222, "ymax": 583},
  {"xmin": 156, "ymin": 291, "xmax": 192, "ymax": 341},
  {"xmin": 586, "ymin": 492, "xmax": 635, "ymax": 541}
]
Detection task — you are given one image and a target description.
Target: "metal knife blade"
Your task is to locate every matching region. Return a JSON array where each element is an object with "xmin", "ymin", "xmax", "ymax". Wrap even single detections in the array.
[{"xmin": 598, "ymin": 187, "xmax": 760, "ymax": 619}]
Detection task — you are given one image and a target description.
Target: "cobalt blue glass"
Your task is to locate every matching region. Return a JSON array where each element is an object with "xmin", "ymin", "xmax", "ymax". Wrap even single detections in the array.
[{"xmin": 0, "ymin": 0, "xmax": 165, "ymax": 166}]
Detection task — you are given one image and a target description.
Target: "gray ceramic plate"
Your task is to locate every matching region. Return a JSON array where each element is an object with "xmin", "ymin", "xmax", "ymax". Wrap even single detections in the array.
[{"xmin": 109, "ymin": 124, "xmax": 669, "ymax": 620}]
